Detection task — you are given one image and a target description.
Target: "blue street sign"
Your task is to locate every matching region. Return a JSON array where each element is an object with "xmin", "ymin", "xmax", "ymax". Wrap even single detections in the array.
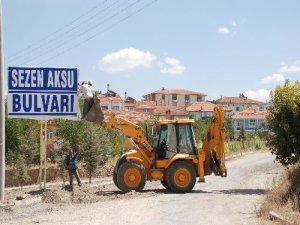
[{"xmin": 7, "ymin": 67, "xmax": 80, "ymax": 120}]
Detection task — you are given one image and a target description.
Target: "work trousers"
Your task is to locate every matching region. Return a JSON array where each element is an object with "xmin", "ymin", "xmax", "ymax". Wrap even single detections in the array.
[
  {"xmin": 82, "ymin": 98, "xmax": 94, "ymax": 119},
  {"xmin": 69, "ymin": 170, "xmax": 82, "ymax": 187}
]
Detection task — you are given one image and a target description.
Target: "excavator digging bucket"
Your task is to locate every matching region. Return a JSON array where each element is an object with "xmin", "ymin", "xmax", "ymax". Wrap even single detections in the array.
[{"xmin": 84, "ymin": 95, "xmax": 104, "ymax": 124}]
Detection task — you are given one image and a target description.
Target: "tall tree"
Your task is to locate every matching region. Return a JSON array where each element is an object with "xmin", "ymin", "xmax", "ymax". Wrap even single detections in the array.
[
  {"xmin": 239, "ymin": 125, "xmax": 246, "ymax": 149},
  {"xmin": 55, "ymin": 141, "xmax": 70, "ymax": 186},
  {"xmin": 5, "ymin": 118, "xmax": 39, "ymax": 165},
  {"xmin": 81, "ymin": 125, "xmax": 112, "ymax": 183},
  {"xmin": 57, "ymin": 119, "xmax": 90, "ymax": 149},
  {"xmin": 15, "ymin": 155, "xmax": 30, "ymax": 189},
  {"xmin": 224, "ymin": 114, "xmax": 234, "ymax": 141},
  {"xmin": 266, "ymin": 80, "xmax": 300, "ymax": 166},
  {"xmin": 193, "ymin": 118, "xmax": 211, "ymax": 146}
]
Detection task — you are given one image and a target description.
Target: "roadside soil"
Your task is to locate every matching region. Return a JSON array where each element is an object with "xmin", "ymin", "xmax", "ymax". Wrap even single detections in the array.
[
  {"xmin": 4, "ymin": 158, "xmax": 118, "ymax": 187},
  {"xmin": 0, "ymin": 152, "xmax": 286, "ymax": 225}
]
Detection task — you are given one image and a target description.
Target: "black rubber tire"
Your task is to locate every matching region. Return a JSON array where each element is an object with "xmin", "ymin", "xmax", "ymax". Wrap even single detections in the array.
[
  {"xmin": 166, "ymin": 161, "xmax": 196, "ymax": 193},
  {"xmin": 113, "ymin": 155, "xmax": 127, "ymax": 189},
  {"xmin": 160, "ymin": 180, "xmax": 170, "ymax": 190},
  {"xmin": 117, "ymin": 161, "xmax": 146, "ymax": 192},
  {"xmin": 113, "ymin": 169, "xmax": 120, "ymax": 189}
]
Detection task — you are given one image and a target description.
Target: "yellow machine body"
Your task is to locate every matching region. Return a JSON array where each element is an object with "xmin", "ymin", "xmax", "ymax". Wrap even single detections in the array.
[{"xmin": 98, "ymin": 106, "xmax": 227, "ymax": 193}]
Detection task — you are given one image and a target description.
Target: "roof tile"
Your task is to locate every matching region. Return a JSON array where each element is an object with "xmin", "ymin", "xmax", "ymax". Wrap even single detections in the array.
[
  {"xmin": 216, "ymin": 96, "xmax": 265, "ymax": 105},
  {"xmin": 98, "ymin": 95, "xmax": 123, "ymax": 103},
  {"xmin": 186, "ymin": 102, "xmax": 216, "ymax": 112},
  {"xmin": 143, "ymin": 88, "xmax": 207, "ymax": 97},
  {"xmin": 232, "ymin": 107, "xmax": 268, "ymax": 119}
]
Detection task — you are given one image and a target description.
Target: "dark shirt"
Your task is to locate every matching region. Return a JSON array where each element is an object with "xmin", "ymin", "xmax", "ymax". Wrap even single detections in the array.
[{"xmin": 64, "ymin": 151, "xmax": 79, "ymax": 172}]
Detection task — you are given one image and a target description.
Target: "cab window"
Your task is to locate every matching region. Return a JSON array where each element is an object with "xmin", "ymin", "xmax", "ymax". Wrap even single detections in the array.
[{"xmin": 178, "ymin": 124, "xmax": 196, "ymax": 155}]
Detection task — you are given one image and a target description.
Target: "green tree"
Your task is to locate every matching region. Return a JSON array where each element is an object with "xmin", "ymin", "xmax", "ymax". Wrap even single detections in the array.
[
  {"xmin": 81, "ymin": 125, "xmax": 112, "ymax": 183},
  {"xmin": 19, "ymin": 132, "xmax": 39, "ymax": 166},
  {"xmin": 15, "ymin": 155, "xmax": 30, "ymax": 189},
  {"xmin": 57, "ymin": 119, "xmax": 90, "ymax": 149},
  {"xmin": 5, "ymin": 119, "xmax": 23, "ymax": 164},
  {"xmin": 266, "ymin": 80, "xmax": 300, "ymax": 166},
  {"xmin": 55, "ymin": 141, "xmax": 70, "ymax": 186},
  {"xmin": 239, "ymin": 125, "xmax": 246, "ymax": 149},
  {"xmin": 108, "ymin": 132, "xmax": 125, "ymax": 157},
  {"xmin": 224, "ymin": 114, "xmax": 234, "ymax": 141},
  {"xmin": 193, "ymin": 118, "xmax": 211, "ymax": 147},
  {"xmin": 5, "ymin": 118, "xmax": 40, "ymax": 165}
]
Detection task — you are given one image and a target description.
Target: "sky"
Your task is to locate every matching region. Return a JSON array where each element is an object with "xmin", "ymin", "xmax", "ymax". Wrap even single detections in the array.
[{"xmin": 3, "ymin": 0, "xmax": 300, "ymax": 102}]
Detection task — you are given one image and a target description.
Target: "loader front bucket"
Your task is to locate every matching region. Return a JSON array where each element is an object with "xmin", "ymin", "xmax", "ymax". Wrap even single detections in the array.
[{"xmin": 84, "ymin": 95, "xmax": 104, "ymax": 124}]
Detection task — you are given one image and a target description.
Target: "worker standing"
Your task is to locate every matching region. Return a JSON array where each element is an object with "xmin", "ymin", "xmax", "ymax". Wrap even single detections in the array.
[
  {"xmin": 64, "ymin": 146, "xmax": 82, "ymax": 189},
  {"xmin": 78, "ymin": 80, "xmax": 95, "ymax": 119}
]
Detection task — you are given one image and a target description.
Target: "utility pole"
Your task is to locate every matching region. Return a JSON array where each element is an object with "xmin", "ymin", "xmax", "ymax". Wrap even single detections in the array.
[{"xmin": 0, "ymin": 0, "xmax": 5, "ymax": 202}]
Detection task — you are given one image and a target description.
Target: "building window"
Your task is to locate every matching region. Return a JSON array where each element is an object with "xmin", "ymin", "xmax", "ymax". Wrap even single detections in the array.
[
  {"xmin": 101, "ymin": 105, "xmax": 108, "ymax": 110},
  {"xmin": 257, "ymin": 120, "xmax": 262, "ymax": 128},
  {"xmin": 249, "ymin": 119, "xmax": 256, "ymax": 128},
  {"xmin": 185, "ymin": 95, "xmax": 190, "ymax": 102},
  {"xmin": 236, "ymin": 120, "xmax": 242, "ymax": 130},
  {"xmin": 162, "ymin": 94, "xmax": 165, "ymax": 100},
  {"xmin": 197, "ymin": 95, "xmax": 202, "ymax": 102},
  {"xmin": 112, "ymin": 105, "xmax": 119, "ymax": 111},
  {"xmin": 236, "ymin": 107, "xmax": 240, "ymax": 112},
  {"xmin": 128, "ymin": 106, "xmax": 134, "ymax": 111},
  {"xmin": 172, "ymin": 94, "xmax": 177, "ymax": 101},
  {"xmin": 144, "ymin": 109, "xmax": 149, "ymax": 113},
  {"xmin": 185, "ymin": 95, "xmax": 190, "ymax": 105}
]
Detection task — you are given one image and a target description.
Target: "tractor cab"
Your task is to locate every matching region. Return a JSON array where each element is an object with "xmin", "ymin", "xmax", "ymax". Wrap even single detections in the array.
[{"xmin": 154, "ymin": 119, "xmax": 198, "ymax": 160}]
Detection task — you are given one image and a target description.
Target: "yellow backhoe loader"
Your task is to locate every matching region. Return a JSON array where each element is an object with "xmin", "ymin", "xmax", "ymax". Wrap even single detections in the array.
[{"xmin": 85, "ymin": 96, "xmax": 227, "ymax": 193}]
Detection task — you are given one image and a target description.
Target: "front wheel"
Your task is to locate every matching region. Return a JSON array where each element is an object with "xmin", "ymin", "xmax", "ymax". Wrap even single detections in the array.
[
  {"xmin": 117, "ymin": 162, "xmax": 146, "ymax": 192},
  {"xmin": 113, "ymin": 169, "xmax": 120, "ymax": 189},
  {"xmin": 166, "ymin": 161, "xmax": 196, "ymax": 193}
]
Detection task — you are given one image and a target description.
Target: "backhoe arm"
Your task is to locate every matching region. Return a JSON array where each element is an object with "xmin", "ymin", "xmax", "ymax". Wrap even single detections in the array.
[
  {"xmin": 201, "ymin": 106, "xmax": 227, "ymax": 177},
  {"xmin": 102, "ymin": 111, "xmax": 153, "ymax": 155}
]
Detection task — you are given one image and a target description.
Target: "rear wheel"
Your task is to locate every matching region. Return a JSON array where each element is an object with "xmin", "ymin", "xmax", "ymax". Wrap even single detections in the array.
[
  {"xmin": 166, "ymin": 161, "xmax": 196, "ymax": 193},
  {"xmin": 160, "ymin": 180, "xmax": 170, "ymax": 190},
  {"xmin": 117, "ymin": 162, "xmax": 146, "ymax": 192}
]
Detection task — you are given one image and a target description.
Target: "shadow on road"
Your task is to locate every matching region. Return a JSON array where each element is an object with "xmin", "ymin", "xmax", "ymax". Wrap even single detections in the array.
[
  {"xmin": 216, "ymin": 189, "xmax": 266, "ymax": 195},
  {"xmin": 95, "ymin": 188, "xmax": 212, "ymax": 196}
]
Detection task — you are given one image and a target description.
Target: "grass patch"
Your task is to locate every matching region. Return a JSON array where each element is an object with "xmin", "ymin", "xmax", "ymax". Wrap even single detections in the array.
[{"xmin": 259, "ymin": 165, "xmax": 300, "ymax": 224}]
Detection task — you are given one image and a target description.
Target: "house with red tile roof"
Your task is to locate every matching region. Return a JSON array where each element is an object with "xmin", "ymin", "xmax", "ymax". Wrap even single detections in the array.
[
  {"xmin": 232, "ymin": 107, "xmax": 268, "ymax": 132},
  {"xmin": 215, "ymin": 94, "xmax": 268, "ymax": 113},
  {"xmin": 123, "ymin": 97, "xmax": 136, "ymax": 112},
  {"xmin": 143, "ymin": 88, "xmax": 207, "ymax": 107},
  {"xmin": 153, "ymin": 105, "xmax": 189, "ymax": 119},
  {"xmin": 98, "ymin": 94, "xmax": 124, "ymax": 111},
  {"xmin": 186, "ymin": 102, "xmax": 217, "ymax": 120},
  {"xmin": 186, "ymin": 102, "xmax": 231, "ymax": 120},
  {"xmin": 135, "ymin": 101, "xmax": 156, "ymax": 114}
]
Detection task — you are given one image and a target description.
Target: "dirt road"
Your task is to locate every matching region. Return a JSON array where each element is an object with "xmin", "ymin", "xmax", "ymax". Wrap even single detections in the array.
[{"xmin": 0, "ymin": 152, "xmax": 282, "ymax": 225}]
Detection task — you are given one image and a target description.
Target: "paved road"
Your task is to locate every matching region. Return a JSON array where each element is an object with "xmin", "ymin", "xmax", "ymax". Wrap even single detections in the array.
[{"xmin": 1, "ymin": 152, "xmax": 282, "ymax": 225}]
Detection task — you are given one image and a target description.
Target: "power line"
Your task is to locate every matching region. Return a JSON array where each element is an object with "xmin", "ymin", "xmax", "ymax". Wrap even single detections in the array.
[
  {"xmin": 16, "ymin": 0, "xmax": 129, "ymax": 65},
  {"xmin": 35, "ymin": 0, "xmax": 158, "ymax": 66},
  {"xmin": 6, "ymin": 0, "xmax": 111, "ymax": 61},
  {"xmin": 20, "ymin": 0, "xmax": 146, "ymax": 66}
]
